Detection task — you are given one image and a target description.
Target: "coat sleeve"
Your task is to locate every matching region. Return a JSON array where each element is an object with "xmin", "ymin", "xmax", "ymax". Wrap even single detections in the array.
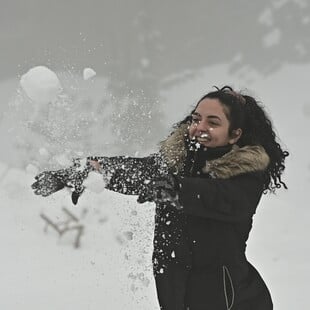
[
  {"xmin": 177, "ymin": 173, "xmax": 264, "ymax": 223},
  {"xmin": 94, "ymin": 154, "xmax": 166, "ymax": 195}
]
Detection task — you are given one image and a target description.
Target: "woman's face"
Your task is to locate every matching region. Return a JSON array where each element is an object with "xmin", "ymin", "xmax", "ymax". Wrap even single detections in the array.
[{"xmin": 188, "ymin": 98, "xmax": 242, "ymax": 148}]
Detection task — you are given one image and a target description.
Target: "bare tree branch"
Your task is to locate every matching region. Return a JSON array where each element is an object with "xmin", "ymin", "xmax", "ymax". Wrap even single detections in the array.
[{"xmin": 40, "ymin": 207, "xmax": 84, "ymax": 248}]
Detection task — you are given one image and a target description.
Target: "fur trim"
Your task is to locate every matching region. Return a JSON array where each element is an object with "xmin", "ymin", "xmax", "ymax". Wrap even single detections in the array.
[
  {"xmin": 159, "ymin": 124, "xmax": 189, "ymax": 173},
  {"xmin": 202, "ymin": 145, "xmax": 270, "ymax": 179},
  {"xmin": 160, "ymin": 125, "xmax": 270, "ymax": 178}
]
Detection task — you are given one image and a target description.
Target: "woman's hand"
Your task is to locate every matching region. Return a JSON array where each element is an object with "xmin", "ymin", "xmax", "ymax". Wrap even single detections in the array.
[
  {"xmin": 31, "ymin": 171, "xmax": 66, "ymax": 196},
  {"xmin": 137, "ymin": 174, "xmax": 182, "ymax": 209},
  {"xmin": 89, "ymin": 160, "xmax": 101, "ymax": 171},
  {"xmin": 32, "ymin": 158, "xmax": 93, "ymax": 204}
]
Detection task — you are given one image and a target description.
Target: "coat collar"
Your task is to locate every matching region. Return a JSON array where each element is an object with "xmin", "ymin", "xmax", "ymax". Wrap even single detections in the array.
[{"xmin": 159, "ymin": 124, "xmax": 270, "ymax": 178}]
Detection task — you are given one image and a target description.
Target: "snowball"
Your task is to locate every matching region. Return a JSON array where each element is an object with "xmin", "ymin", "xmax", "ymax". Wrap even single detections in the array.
[
  {"xmin": 83, "ymin": 68, "xmax": 96, "ymax": 80},
  {"xmin": 84, "ymin": 172, "xmax": 106, "ymax": 193},
  {"xmin": 20, "ymin": 66, "xmax": 62, "ymax": 103},
  {"xmin": 20, "ymin": 66, "xmax": 62, "ymax": 104}
]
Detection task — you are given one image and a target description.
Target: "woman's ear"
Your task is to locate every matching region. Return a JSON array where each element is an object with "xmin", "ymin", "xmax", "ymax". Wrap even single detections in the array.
[{"xmin": 229, "ymin": 128, "xmax": 242, "ymax": 144}]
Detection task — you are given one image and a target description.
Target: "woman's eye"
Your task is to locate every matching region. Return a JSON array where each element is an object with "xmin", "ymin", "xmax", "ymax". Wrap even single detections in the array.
[
  {"xmin": 191, "ymin": 118, "xmax": 200, "ymax": 124},
  {"xmin": 209, "ymin": 121, "xmax": 219, "ymax": 126}
]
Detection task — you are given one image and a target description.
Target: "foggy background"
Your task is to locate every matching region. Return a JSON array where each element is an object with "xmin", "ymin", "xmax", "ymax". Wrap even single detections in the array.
[{"xmin": 0, "ymin": 0, "xmax": 309, "ymax": 309}]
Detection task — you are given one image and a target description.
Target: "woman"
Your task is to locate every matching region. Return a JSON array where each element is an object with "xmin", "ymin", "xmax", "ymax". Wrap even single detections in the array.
[{"xmin": 32, "ymin": 86, "xmax": 288, "ymax": 309}]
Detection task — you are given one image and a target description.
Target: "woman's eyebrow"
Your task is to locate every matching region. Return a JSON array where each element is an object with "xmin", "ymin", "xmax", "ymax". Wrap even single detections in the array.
[
  {"xmin": 207, "ymin": 115, "xmax": 221, "ymax": 121},
  {"xmin": 193, "ymin": 112, "xmax": 221, "ymax": 120},
  {"xmin": 192, "ymin": 112, "xmax": 222, "ymax": 121}
]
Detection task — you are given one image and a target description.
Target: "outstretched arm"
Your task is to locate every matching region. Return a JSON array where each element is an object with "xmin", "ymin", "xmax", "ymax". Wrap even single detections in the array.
[
  {"xmin": 89, "ymin": 154, "xmax": 167, "ymax": 195},
  {"xmin": 31, "ymin": 154, "xmax": 167, "ymax": 204}
]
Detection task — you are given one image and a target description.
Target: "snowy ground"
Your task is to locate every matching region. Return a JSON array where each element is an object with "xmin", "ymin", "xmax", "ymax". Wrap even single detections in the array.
[{"xmin": 0, "ymin": 63, "xmax": 309, "ymax": 309}]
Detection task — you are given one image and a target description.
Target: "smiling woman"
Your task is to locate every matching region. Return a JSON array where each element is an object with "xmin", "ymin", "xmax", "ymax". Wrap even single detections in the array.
[
  {"xmin": 189, "ymin": 98, "xmax": 243, "ymax": 148},
  {"xmin": 32, "ymin": 85, "xmax": 289, "ymax": 310}
]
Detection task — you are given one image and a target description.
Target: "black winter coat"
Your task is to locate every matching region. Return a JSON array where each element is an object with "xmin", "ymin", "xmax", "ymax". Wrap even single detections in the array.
[{"xmin": 97, "ymin": 125, "xmax": 273, "ymax": 310}]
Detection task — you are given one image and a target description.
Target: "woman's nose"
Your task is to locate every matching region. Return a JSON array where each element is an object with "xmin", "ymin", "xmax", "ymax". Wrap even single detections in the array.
[{"xmin": 195, "ymin": 120, "xmax": 209, "ymax": 132}]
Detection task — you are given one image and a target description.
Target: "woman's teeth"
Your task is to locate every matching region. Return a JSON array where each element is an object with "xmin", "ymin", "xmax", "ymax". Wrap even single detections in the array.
[{"xmin": 197, "ymin": 133, "xmax": 210, "ymax": 142}]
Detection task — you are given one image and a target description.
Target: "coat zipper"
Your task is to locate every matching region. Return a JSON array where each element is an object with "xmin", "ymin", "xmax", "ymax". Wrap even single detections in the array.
[{"xmin": 189, "ymin": 151, "xmax": 198, "ymax": 176}]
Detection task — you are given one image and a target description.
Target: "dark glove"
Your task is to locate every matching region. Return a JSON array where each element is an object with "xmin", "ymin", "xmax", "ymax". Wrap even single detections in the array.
[
  {"xmin": 137, "ymin": 174, "xmax": 182, "ymax": 209},
  {"xmin": 31, "ymin": 158, "xmax": 92, "ymax": 205},
  {"xmin": 31, "ymin": 170, "xmax": 66, "ymax": 197}
]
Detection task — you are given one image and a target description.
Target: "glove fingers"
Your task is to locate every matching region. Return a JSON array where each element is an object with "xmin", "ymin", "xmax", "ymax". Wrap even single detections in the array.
[
  {"xmin": 32, "ymin": 178, "xmax": 65, "ymax": 196},
  {"xmin": 137, "ymin": 195, "xmax": 145, "ymax": 203},
  {"xmin": 33, "ymin": 188, "xmax": 50, "ymax": 197},
  {"xmin": 33, "ymin": 188, "xmax": 42, "ymax": 195},
  {"xmin": 32, "ymin": 164, "xmax": 89, "ymax": 202},
  {"xmin": 137, "ymin": 194, "xmax": 153, "ymax": 204},
  {"xmin": 34, "ymin": 172, "xmax": 44, "ymax": 181},
  {"xmin": 71, "ymin": 186, "xmax": 85, "ymax": 205},
  {"xmin": 35, "ymin": 171, "xmax": 52, "ymax": 181},
  {"xmin": 71, "ymin": 192, "xmax": 80, "ymax": 205},
  {"xmin": 31, "ymin": 181, "xmax": 39, "ymax": 189}
]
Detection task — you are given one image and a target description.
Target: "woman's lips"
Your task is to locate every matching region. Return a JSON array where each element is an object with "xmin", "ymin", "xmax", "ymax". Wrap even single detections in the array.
[{"xmin": 196, "ymin": 133, "xmax": 210, "ymax": 143}]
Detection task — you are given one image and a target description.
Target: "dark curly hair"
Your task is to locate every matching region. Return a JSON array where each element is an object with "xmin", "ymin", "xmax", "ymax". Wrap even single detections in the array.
[{"xmin": 178, "ymin": 86, "xmax": 289, "ymax": 192}]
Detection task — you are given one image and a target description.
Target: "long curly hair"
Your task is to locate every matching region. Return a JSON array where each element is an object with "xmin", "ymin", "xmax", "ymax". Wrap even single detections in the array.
[{"xmin": 177, "ymin": 86, "xmax": 289, "ymax": 192}]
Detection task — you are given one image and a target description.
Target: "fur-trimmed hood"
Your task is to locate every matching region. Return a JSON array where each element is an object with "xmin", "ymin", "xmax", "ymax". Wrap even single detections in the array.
[{"xmin": 159, "ymin": 124, "xmax": 270, "ymax": 179}]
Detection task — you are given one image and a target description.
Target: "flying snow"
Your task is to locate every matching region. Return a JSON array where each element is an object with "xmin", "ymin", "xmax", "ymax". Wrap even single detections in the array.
[
  {"xmin": 39, "ymin": 147, "xmax": 49, "ymax": 157},
  {"xmin": 20, "ymin": 66, "xmax": 62, "ymax": 104},
  {"xmin": 53, "ymin": 153, "xmax": 72, "ymax": 166},
  {"xmin": 83, "ymin": 67, "xmax": 96, "ymax": 80}
]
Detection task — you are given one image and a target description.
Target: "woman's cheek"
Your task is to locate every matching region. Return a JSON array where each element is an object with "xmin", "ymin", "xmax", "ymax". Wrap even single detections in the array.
[{"xmin": 188, "ymin": 125, "xmax": 196, "ymax": 139}]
